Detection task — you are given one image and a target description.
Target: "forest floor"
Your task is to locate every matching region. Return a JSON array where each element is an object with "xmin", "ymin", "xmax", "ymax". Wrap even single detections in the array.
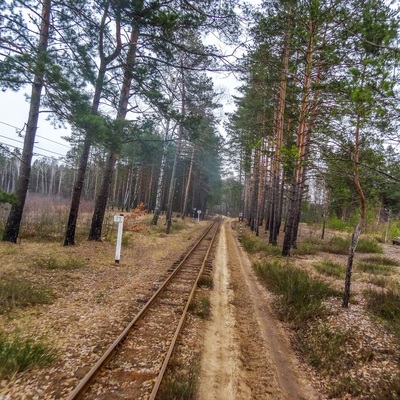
[{"xmin": 0, "ymin": 215, "xmax": 399, "ymax": 399}]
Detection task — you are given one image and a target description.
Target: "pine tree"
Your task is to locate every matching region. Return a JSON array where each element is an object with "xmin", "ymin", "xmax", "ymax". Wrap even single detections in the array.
[{"xmin": 2, "ymin": 0, "xmax": 52, "ymax": 243}]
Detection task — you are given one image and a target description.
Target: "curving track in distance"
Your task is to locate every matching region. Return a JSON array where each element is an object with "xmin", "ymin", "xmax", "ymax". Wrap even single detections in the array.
[{"xmin": 67, "ymin": 218, "xmax": 220, "ymax": 400}]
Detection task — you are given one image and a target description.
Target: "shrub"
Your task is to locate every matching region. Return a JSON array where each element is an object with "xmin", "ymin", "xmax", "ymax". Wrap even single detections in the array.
[
  {"xmin": 293, "ymin": 240, "xmax": 319, "ymax": 255},
  {"xmin": 356, "ymin": 238, "xmax": 383, "ymax": 254},
  {"xmin": 240, "ymin": 233, "xmax": 267, "ymax": 253},
  {"xmin": 388, "ymin": 222, "xmax": 400, "ymax": 240},
  {"xmin": 326, "ymin": 215, "xmax": 352, "ymax": 231}
]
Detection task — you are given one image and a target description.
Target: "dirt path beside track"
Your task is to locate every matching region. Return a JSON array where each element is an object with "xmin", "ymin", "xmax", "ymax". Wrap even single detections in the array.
[{"xmin": 197, "ymin": 218, "xmax": 321, "ymax": 399}]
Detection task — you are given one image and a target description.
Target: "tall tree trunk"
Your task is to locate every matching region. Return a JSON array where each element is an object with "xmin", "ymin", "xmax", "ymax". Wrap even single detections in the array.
[
  {"xmin": 88, "ymin": 151, "xmax": 117, "ymax": 241},
  {"xmin": 181, "ymin": 145, "xmax": 195, "ymax": 219},
  {"xmin": 343, "ymin": 114, "xmax": 365, "ymax": 307},
  {"xmin": 58, "ymin": 169, "xmax": 63, "ymax": 196},
  {"xmin": 282, "ymin": 19, "xmax": 315, "ymax": 256},
  {"xmin": 165, "ymin": 133, "xmax": 183, "ymax": 233},
  {"xmin": 89, "ymin": 20, "xmax": 140, "ymax": 241},
  {"xmin": 249, "ymin": 148, "xmax": 260, "ymax": 233},
  {"xmin": 256, "ymin": 140, "xmax": 268, "ymax": 233},
  {"xmin": 112, "ymin": 162, "xmax": 119, "ymax": 208},
  {"xmin": 132, "ymin": 164, "xmax": 141, "ymax": 209},
  {"xmin": 123, "ymin": 164, "xmax": 133, "ymax": 211},
  {"xmin": 3, "ymin": 0, "xmax": 51, "ymax": 243},
  {"xmin": 64, "ymin": 1, "xmax": 122, "ymax": 245},
  {"xmin": 166, "ymin": 68, "xmax": 185, "ymax": 234},
  {"xmin": 270, "ymin": 20, "xmax": 290, "ymax": 245},
  {"xmin": 152, "ymin": 120, "xmax": 171, "ymax": 225},
  {"xmin": 145, "ymin": 165, "xmax": 153, "ymax": 210}
]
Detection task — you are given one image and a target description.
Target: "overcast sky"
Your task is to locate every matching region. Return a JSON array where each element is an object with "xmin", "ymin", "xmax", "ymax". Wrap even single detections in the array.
[
  {"xmin": 0, "ymin": 75, "xmax": 241, "ymax": 163},
  {"xmin": 0, "ymin": 1, "xmax": 260, "ymax": 163},
  {"xmin": 0, "ymin": 90, "xmax": 71, "ymax": 161}
]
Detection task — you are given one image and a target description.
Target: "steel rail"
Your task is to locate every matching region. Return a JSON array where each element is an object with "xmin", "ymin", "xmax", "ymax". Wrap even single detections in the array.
[
  {"xmin": 66, "ymin": 218, "xmax": 219, "ymax": 400},
  {"xmin": 149, "ymin": 219, "xmax": 220, "ymax": 399}
]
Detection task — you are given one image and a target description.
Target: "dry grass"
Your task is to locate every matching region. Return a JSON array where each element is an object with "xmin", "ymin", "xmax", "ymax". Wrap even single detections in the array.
[
  {"xmin": 0, "ymin": 194, "xmax": 94, "ymax": 242},
  {"xmin": 0, "ymin": 205, "xmax": 209, "ymax": 398},
  {"xmin": 241, "ymin": 225, "xmax": 400, "ymax": 400}
]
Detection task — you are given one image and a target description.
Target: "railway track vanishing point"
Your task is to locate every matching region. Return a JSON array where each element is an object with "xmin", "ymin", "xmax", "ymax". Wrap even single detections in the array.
[{"xmin": 67, "ymin": 218, "xmax": 220, "ymax": 400}]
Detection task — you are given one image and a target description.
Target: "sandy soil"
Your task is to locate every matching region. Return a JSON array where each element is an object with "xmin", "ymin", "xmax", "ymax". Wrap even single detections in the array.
[
  {"xmin": 1, "ymin": 216, "xmax": 398, "ymax": 399},
  {"xmin": 197, "ymin": 219, "xmax": 321, "ymax": 400},
  {"xmin": 197, "ymin": 221, "xmax": 251, "ymax": 400}
]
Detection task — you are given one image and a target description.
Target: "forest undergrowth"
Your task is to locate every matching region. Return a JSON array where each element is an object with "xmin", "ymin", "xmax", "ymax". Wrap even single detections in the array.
[
  {"xmin": 239, "ymin": 223, "xmax": 400, "ymax": 400},
  {"xmin": 0, "ymin": 203, "xmax": 198, "ymax": 382}
]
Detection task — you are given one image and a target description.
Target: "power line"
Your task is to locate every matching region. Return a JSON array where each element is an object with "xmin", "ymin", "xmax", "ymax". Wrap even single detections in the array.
[
  {"xmin": 0, "ymin": 120, "xmax": 71, "ymax": 148},
  {"xmin": 0, "ymin": 120, "xmax": 20, "ymax": 130},
  {"xmin": 37, "ymin": 133, "xmax": 71, "ymax": 148},
  {"xmin": 0, "ymin": 142, "xmax": 67, "ymax": 159},
  {"xmin": 0, "ymin": 134, "xmax": 24, "ymax": 144},
  {"xmin": 0, "ymin": 137, "xmax": 67, "ymax": 157}
]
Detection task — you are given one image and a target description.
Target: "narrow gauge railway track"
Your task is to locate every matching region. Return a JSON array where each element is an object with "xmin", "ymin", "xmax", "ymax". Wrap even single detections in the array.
[{"xmin": 67, "ymin": 218, "xmax": 220, "ymax": 400}]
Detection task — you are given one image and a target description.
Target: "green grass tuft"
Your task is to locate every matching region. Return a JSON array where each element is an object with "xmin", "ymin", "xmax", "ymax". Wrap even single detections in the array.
[
  {"xmin": 357, "ymin": 262, "xmax": 394, "ymax": 275},
  {"xmin": 240, "ymin": 233, "xmax": 268, "ymax": 253},
  {"xmin": 0, "ymin": 278, "xmax": 53, "ymax": 313},
  {"xmin": 367, "ymin": 275, "xmax": 388, "ymax": 288},
  {"xmin": 365, "ymin": 288, "xmax": 400, "ymax": 339},
  {"xmin": 319, "ymin": 236, "xmax": 383, "ymax": 255},
  {"xmin": 32, "ymin": 255, "xmax": 86, "ymax": 270},
  {"xmin": 0, "ymin": 334, "xmax": 57, "ymax": 378},
  {"xmin": 313, "ymin": 260, "xmax": 345, "ymax": 278},
  {"xmin": 319, "ymin": 236, "xmax": 349, "ymax": 255},
  {"xmin": 157, "ymin": 361, "xmax": 198, "ymax": 399},
  {"xmin": 158, "ymin": 377, "xmax": 196, "ymax": 400},
  {"xmin": 301, "ymin": 323, "xmax": 355, "ymax": 376},
  {"xmin": 197, "ymin": 275, "xmax": 213, "ymax": 288},
  {"xmin": 189, "ymin": 295, "xmax": 211, "ymax": 319},
  {"xmin": 356, "ymin": 238, "xmax": 383, "ymax": 254},
  {"xmin": 239, "ymin": 232, "xmax": 282, "ymax": 256},
  {"xmin": 253, "ymin": 260, "xmax": 338, "ymax": 327},
  {"xmin": 292, "ymin": 240, "xmax": 320, "ymax": 255},
  {"xmin": 361, "ymin": 256, "xmax": 398, "ymax": 266}
]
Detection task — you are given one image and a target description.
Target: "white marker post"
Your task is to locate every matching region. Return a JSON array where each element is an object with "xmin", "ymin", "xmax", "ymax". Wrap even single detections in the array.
[
  {"xmin": 114, "ymin": 214, "xmax": 124, "ymax": 264},
  {"xmin": 197, "ymin": 209, "xmax": 201, "ymax": 223}
]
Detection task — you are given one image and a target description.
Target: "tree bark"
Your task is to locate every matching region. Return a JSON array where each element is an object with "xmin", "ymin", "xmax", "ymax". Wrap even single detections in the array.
[
  {"xmin": 343, "ymin": 112, "xmax": 365, "ymax": 307},
  {"xmin": 269, "ymin": 19, "xmax": 290, "ymax": 245},
  {"xmin": 64, "ymin": 1, "xmax": 122, "ymax": 245},
  {"xmin": 152, "ymin": 120, "xmax": 171, "ymax": 225},
  {"xmin": 249, "ymin": 147, "xmax": 260, "ymax": 234},
  {"xmin": 89, "ymin": 19, "xmax": 140, "ymax": 241},
  {"xmin": 282, "ymin": 18, "xmax": 315, "ymax": 256},
  {"xmin": 3, "ymin": 0, "xmax": 51, "ymax": 243},
  {"xmin": 181, "ymin": 145, "xmax": 195, "ymax": 219},
  {"xmin": 88, "ymin": 151, "xmax": 118, "ymax": 241},
  {"xmin": 166, "ymin": 67, "xmax": 185, "ymax": 234}
]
